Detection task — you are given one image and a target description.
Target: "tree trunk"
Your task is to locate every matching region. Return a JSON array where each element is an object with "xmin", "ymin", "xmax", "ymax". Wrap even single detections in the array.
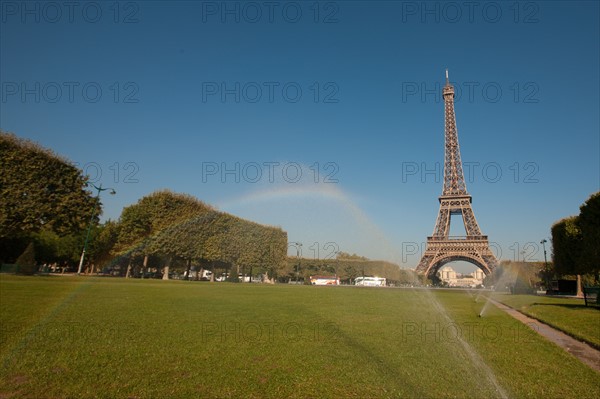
[
  {"xmin": 125, "ymin": 262, "xmax": 132, "ymax": 278},
  {"xmin": 185, "ymin": 259, "xmax": 192, "ymax": 280},
  {"xmin": 142, "ymin": 255, "xmax": 148, "ymax": 279},
  {"xmin": 576, "ymin": 274, "xmax": 584, "ymax": 297},
  {"xmin": 210, "ymin": 263, "xmax": 215, "ymax": 282}
]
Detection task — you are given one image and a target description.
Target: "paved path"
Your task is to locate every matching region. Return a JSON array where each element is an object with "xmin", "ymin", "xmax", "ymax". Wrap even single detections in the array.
[{"xmin": 490, "ymin": 299, "xmax": 600, "ymax": 372}]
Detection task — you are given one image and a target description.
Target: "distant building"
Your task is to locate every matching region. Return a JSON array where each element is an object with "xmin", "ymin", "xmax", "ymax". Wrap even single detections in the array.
[
  {"xmin": 310, "ymin": 275, "xmax": 340, "ymax": 285},
  {"xmin": 438, "ymin": 266, "xmax": 484, "ymax": 287},
  {"xmin": 355, "ymin": 276, "xmax": 386, "ymax": 287}
]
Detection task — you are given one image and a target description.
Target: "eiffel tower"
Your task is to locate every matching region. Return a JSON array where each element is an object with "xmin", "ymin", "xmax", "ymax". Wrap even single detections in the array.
[{"xmin": 416, "ymin": 71, "xmax": 497, "ymax": 278}]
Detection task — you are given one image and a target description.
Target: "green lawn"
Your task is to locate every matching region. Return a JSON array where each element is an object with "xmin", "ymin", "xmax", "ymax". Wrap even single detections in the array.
[
  {"xmin": 491, "ymin": 293, "xmax": 600, "ymax": 348},
  {"xmin": 1, "ymin": 276, "xmax": 599, "ymax": 398}
]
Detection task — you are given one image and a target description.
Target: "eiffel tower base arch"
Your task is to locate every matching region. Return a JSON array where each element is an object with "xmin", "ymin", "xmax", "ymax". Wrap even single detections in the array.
[{"xmin": 416, "ymin": 237, "xmax": 497, "ymax": 279}]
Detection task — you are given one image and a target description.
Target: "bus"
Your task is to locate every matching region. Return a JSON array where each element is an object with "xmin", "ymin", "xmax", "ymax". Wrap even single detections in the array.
[
  {"xmin": 310, "ymin": 275, "xmax": 340, "ymax": 285},
  {"xmin": 355, "ymin": 276, "xmax": 386, "ymax": 287}
]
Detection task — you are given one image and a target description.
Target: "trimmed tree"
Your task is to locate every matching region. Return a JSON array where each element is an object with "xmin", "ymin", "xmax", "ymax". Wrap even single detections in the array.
[
  {"xmin": 113, "ymin": 190, "xmax": 213, "ymax": 279},
  {"xmin": 551, "ymin": 216, "xmax": 584, "ymax": 276},
  {"xmin": 0, "ymin": 131, "xmax": 98, "ymax": 262},
  {"xmin": 579, "ymin": 192, "xmax": 600, "ymax": 283}
]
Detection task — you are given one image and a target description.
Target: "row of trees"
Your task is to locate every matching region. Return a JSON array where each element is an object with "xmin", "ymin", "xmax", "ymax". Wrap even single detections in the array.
[
  {"xmin": 112, "ymin": 190, "xmax": 288, "ymax": 280},
  {"xmin": 1, "ymin": 131, "xmax": 288, "ymax": 278},
  {"xmin": 551, "ymin": 192, "xmax": 599, "ymax": 283},
  {"xmin": 283, "ymin": 256, "xmax": 419, "ymax": 285}
]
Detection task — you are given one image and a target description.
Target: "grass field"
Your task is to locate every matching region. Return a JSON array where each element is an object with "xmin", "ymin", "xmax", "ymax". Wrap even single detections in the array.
[
  {"xmin": 492, "ymin": 293, "xmax": 600, "ymax": 348},
  {"xmin": 1, "ymin": 276, "xmax": 599, "ymax": 398}
]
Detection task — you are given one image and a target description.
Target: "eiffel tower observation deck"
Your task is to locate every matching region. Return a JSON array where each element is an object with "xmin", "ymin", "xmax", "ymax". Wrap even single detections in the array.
[{"xmin": 416, "ymin": 71, "xmax": 498, "ymax": 278}]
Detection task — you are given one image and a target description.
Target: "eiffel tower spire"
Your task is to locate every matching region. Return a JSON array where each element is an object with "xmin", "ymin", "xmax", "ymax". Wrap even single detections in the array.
[
  {"xmin": 416, "ymin": 71, "xmax": 497, "ymax": 278},
  {"xmin": 442, "ymin": 70, "xmax": 468, "ymax": 197}
]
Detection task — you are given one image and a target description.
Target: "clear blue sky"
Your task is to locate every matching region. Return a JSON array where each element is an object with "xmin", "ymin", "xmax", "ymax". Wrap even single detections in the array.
[{"xmin": 2, "ymin": 1, "xmax": 599, "ymax": 271}]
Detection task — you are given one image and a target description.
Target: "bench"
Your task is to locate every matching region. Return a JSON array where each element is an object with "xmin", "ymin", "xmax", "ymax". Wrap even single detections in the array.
[{"xmin": 583, "ymin": 287, "xmax": 600, "ymax": 307}]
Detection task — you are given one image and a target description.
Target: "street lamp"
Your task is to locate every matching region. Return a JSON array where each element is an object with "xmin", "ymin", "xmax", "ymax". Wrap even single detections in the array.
[
  {"xmin": 77, "ymin": 183, "xmax": 116, "ymax": 275},
  {"xmin": 540, "ymin": 239, "xmax": 549, "ymax": 290},
  {"xmin": 293, "ymin": 242, "xmax": 302, "ymax": 283}
]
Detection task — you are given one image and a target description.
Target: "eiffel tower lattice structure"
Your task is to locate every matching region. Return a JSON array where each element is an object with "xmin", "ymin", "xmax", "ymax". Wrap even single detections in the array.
[{"xmin": 416, "ymin": 71, "xmax": 498, "ymax": 278}]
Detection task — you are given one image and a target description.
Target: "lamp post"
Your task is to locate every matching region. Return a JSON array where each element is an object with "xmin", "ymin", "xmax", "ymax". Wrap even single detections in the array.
[
  {"xmin": 77, "ymin": 183, "xmax": 116, "ymax": 275},
  {"xmin": 292, "ymin": 242, "xmax": 302, "ymax": 283},
  {"xmin": 540, "ymin": 239, "xmax": 549, "ymax": 290}
]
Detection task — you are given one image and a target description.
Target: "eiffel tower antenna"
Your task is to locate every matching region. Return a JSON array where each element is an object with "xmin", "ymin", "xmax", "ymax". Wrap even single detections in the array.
[{"xmin": 416, "ymin": 72, "xmax": 497, "ymax": 278}]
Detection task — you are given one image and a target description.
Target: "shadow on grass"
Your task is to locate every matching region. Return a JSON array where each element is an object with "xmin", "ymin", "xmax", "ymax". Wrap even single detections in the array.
[
  {"xmin": 296, "ymin": 305, "xmax": 429, "ymax": 397},
  {"xmin": 530, "ymin": 303, "xmax": 600, "ymax": 310}
]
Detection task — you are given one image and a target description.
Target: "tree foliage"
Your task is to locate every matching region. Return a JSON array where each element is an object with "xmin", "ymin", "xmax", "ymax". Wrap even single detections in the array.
[
  {"xmin": 578, "ymin": 192, "xmax": 600, "ymax": 277},
  {"xmin": 152, "ymin": 210, "xmax": 287, "ymax": 277},
  {"xmin": 0, "ymin": 132, "xmax": 99, "ymax": 263},
  {"xmin": 336, "ymin": 252, "xmax": 368, "ymax": 261},
  {"xmin": 550, "ymin": 192, "xmax": 600, "ymax": 280},
  {"xmin": 113, "ymin": 191, "xmax": 287, "ymax": 279},
  {"xmin": 0, "ymin": 131, "xmax": 98, "ymax": 239},
  {"xmin": 113, "ymin": 190, "xmax": 213, "ymax": 257},
  {"xmin": 551, "ymin": 216, "xmax": 584, "ymax": 276},
  {"xmin": 32, "ymin": 229, "xmax": 81, "ymax": 265},
  {"xmin": 87, "ymin": 221, "xmax": 120, "ymax": 269}
]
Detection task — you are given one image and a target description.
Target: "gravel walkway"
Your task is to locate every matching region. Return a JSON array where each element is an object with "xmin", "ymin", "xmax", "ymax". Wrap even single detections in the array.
[{"xmin": 490, "ymin": 299, "xmax": 600, "ymax": 372}]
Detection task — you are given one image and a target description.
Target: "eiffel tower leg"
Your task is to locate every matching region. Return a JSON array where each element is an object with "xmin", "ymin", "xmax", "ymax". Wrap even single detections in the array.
[
  {"xmin": 433, "ymin": 206, "xmax": 450, "ymax": 237},
  {"xmin": 461, "ymin": 205, "xmax": 482, "ymax": 236},
  {"xmin": 416, "ymin": 254, "xmax": 434, "ymax": 275}
]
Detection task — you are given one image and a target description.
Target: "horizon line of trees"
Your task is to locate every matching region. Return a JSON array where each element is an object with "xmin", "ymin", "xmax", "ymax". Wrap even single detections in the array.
[
  {"xmin": 111, "ymin": 190, "xmax": 287, "ymax": 280},
  {"xmin": 1, "ymin": 131, "xmax": 287, "ymax": 278},
  {"xmin": 283, "ymin": 256, "xmax": 421, "ymax": 285}
]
